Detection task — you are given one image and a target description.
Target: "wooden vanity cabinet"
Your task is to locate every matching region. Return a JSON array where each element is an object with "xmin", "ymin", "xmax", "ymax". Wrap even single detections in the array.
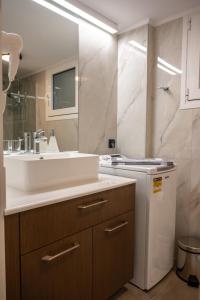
[
  {"xmin": 5, "ymin": 184, "xmax": 135, "ymax": 300},
  {"xmin": 21, "ymin": 229, "xmax": 92, "ymax": 300},
  {"xmin": 93, "ymin": 212, "xmax": 134, "ymax": 300}
]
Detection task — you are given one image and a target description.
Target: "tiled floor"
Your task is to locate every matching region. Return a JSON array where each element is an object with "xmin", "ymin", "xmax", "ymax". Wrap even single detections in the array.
[{"xmin": 111, "ymin": 271, "xmax": 199, "ymax": 300}]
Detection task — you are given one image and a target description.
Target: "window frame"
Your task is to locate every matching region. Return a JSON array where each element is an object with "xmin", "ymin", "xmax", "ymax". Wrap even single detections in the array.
[
  {"xmin": 180, "ymin": 12, "xmax": 200, "ymax": 109},
  {"xmin": 46, "ymin": 58, "xmax": 78, "ymax": 120}
]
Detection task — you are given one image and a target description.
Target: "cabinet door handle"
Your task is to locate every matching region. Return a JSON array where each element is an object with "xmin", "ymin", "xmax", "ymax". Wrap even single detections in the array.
[
  {"xmin": 104, "ymin": 221, "xmax": 128, "ymax": 233},
  {"xmin": 41, "ymin": 242, "xmax": 80, "ymax": 263},
  {"xmin": 78, "ymin": 199, "xmax": 108, "ymax": 209}
]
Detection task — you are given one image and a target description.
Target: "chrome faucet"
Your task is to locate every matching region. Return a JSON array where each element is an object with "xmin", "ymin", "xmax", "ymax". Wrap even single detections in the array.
[{"xmin": 33, "ymin": 129, "xmax": 45, "ymax": 154}]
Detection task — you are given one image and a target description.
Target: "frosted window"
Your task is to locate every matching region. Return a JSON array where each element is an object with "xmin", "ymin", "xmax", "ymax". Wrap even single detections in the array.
[{"xmin": 53, "ymin": 67, "xmax": 75, "ymax": 110}]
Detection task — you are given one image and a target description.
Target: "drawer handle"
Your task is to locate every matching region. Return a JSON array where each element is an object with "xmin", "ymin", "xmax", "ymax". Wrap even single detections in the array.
[
  {"xmin": 41, "ymin": 242, "xmax": 80, "ymax": 263},
  {"xmin": 78, "ymin": 199, "xmax": 108, "ymax": 209},
  {"xmin": 104, "ymin": 221, "xmax": 128, "ymax": 233}
]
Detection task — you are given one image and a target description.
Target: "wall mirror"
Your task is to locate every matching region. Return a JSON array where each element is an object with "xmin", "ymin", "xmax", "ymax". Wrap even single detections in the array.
[{"xmin": 2, "ymin": 0, "xmax": 79, "ymax": 152}]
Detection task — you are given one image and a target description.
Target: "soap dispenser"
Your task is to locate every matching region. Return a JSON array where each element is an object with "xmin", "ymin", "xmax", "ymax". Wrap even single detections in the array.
[{"xmin": 47, "ymin": 129, "xmax": 59, "ymax": 153}]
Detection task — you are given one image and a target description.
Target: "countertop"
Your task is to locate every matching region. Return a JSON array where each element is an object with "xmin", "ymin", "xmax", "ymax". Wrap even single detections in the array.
[{"xmin": 5, "ymin": 174, "xmax": 136, "ymax": 215}]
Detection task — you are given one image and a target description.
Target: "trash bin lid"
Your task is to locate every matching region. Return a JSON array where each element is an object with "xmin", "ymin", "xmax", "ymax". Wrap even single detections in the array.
[{"xmin": 178, "ymin": 237, "xmax": 200, "ymax": 254}]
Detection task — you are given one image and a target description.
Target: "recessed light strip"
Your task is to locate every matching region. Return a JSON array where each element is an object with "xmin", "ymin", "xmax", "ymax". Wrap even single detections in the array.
[
  {"xmin": 33, "ymin": 0, "xmax": 117, "ymax": 34},
  {"xmin": 51, "ymin": 0, "xmax": 118, "ymax": 34},
  {"xmin": 33, "ymin": 0, "xmax": 79, "ymax": 24}
]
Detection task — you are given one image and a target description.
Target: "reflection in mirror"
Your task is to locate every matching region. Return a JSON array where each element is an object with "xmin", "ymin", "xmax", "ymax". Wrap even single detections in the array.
[
  {"xmin": 2, "ymin": 0, "xmax": 79, "ymax": 152},
  {"xmin": 53, "ymin": 68, "xmax": 76, "ymax": 110}
]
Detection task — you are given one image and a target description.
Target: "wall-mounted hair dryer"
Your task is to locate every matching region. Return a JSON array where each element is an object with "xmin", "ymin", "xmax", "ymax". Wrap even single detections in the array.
[
  {"xmin": 2, "ymin": 31, "xmax": 23, "ymax": 83},
  {"xmin": 1, "ymin": 31, "xmax": 23, "ymax": 113}
]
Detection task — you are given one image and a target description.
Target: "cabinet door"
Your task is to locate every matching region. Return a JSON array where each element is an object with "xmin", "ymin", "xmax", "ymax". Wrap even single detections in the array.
[
  {"xmin": 93, "ymin": 212, "xmax": 134, "ymax": 300},
  {"xmin": 21, "ymin": 229, "xmax": 92, "ymax": 300}
]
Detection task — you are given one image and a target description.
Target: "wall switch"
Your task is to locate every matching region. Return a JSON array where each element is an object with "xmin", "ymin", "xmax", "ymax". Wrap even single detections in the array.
[{"xmin": 108, "ymin": 139, "xmax": 116, "ymax": 149}]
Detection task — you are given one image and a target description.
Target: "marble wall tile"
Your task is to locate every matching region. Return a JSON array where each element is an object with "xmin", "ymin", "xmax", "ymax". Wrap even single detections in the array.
[
  {"xmin": 78, "ymin": 21, "xmax": 117, "ymax": 154},
  {"xmin": 152, "ymin": 18, "xmax": 200, "ymax": 239},
  {"xmin": 189, "ymin": 108, "xmax": 200, "ymax": 237},
  {"xmin": 117, "ymin": 25, "xmax": 149, "ymax": 158},
  {"xmin": 175, "ymin": 159, "xmax": 191, "ymax": 238},
  {"xmin": 152, "ymin": 19, "xmax": 191, "ymax": 160}
]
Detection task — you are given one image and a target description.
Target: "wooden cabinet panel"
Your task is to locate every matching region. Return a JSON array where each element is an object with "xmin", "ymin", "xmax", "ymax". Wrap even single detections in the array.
[
  {"xmin": 5, "ymin": 214, "xmax": 21, "ymax": 300},
  {"xmin": 20, "ymin": 185, "xmax": 134, "ymax": 254},
  {"xmin": 93, "ymin": 212, "xmax": 134, "ymax": 300},
  {"xmin": 21, "ymin": 229, "xmax": 92, "ymax": 300}
]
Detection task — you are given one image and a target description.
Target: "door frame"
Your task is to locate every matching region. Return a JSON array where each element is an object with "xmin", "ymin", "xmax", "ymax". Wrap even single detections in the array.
[{"xmin": 0, "ymin": 0, "xmax": 7, "ymax": 298}]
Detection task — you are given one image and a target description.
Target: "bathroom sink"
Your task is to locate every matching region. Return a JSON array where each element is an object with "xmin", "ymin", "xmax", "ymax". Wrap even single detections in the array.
[{"xmin": 4, "ymin": 152, "xmax": 99, "ymax": 192}]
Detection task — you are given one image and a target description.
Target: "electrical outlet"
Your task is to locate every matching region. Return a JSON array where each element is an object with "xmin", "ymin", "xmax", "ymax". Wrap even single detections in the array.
[{"xmin": 108, "ymin": 139, "xmax": 116, "ymax": 149}]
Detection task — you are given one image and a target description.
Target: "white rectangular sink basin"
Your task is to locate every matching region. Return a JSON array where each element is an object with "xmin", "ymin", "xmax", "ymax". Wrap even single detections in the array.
[{"xmin": 4, "ymin": 152, "xmax": 99, "ymax": 192}]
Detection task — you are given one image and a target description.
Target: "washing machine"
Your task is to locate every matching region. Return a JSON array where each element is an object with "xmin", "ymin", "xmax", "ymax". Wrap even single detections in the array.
[{"xmin": 100, "ymin": 157, "xmax": 176, "ymax": 290}]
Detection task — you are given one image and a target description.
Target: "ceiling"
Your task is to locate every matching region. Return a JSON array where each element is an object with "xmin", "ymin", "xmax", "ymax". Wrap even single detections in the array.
[
  {"xmin": 79, "ymin": 0, "xmax": 200, "ymax": 31},
  {"xmin": 2, "ymin": 0, "xmax": 78, "ymax": 77}
]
